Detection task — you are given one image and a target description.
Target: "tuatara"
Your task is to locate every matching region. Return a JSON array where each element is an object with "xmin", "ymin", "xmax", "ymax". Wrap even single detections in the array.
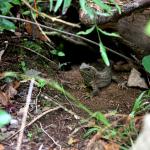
[{"xmin": 79, "ymin": 63, "xmax": 112, "ymax": 96}]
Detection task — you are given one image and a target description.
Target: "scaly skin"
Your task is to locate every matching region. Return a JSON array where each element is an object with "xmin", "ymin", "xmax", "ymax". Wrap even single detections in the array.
[{"xmin": 79, "ymin": 63, "xmax": 112, "ymax": 96}]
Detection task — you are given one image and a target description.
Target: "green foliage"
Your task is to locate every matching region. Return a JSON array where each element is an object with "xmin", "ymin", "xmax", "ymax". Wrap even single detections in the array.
[
  {"xmin": 27, "ymin": 132, "xmax": 33, "ymax": 141},
  {"xmin": 142, "ymin": 55, "xmax": 150, "ymax": 73},
  {"xmin": 0, "ymin": 110, "xmax": 11, "ymax": 128},
  {"xmin": 37, "ymin": 78, "xmax": 46, "ymax": 88},
  {"xmin": 23, "ymin": 40, "xmax": 43, "ymax": 53},
  {"xmin": 79, "ymin": 0, "xmax": 121, "ymax": 19},
  {"xmin": 84, "ymin": 126, "xmax": 99, "ymax": 138},
  {"xmin": 50, "ymin": 0, "xmax": 72, "ymax": 15},
  {"xmin": 99, "ymin": 42, "xmax": 110, "ymax": 66},
  {"xmin": 49, "ymin": 0, "xmax": 121, "ymax": 17},
  {"xmin": 98, "ymin": 28, "xmax": 120, "ymax": 37},
  {"xmin": 109, "ymin": 0, "xmax": 121, "ymax": 14},
  {"xmin": 77, "ymin": 24, "xmax": 120, "ymax": 66},
  {"xmin": 20, "ymin": 61, "xmax": 27, "ymax": 73},
  {"xmin": 50, "ymin": 43, "xmax": 65, "ymax": 57},
  {"xmin": 0, "ymin": 18, "xmax": 16, "ymax": 31},
  {"xmin": 144, "ymin": 21, "xmax": 150, "ymax": 37},
  {"xmin": 54, "ymin": 0, "xmax": 63, "ymax": 12},
  {"xmin": 130, "ymin": 91, "xmax": 150, "ymax": 117},
  {"xmin": 0, "ymin": 0, "xmax": 20, "ymax": 31},
  {"xmin": 77, "ymin": 26, "xmax": 95, "ymax": 35},
  {"xmin": 50, "ymin": 49, "xmax": 65, "ymax": 57},
  {"xmin": 92, "ymin": 111, "xmax": 110, "ymax": 126},
  {"xmin": 142, "ymin": 22, "xmax": 150, "ymax": 74}
]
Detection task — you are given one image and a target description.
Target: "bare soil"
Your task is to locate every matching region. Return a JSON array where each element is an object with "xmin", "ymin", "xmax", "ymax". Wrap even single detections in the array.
[{"xmin": 0, "ymin": 51, "xmax": 142, "ymax": 150}]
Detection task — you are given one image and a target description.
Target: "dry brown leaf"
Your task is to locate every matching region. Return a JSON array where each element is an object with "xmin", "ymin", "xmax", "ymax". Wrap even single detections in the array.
[
  {"xmin": 0, "ymin": 73, "xmax": 5, "ymax": 79},
  {"xmin": 4, "ymin": 81, "xmax": 20, "ymax": 98},
  {"xmin": 104, "ymin": 142, "xmax": 120, "ymax": 150},
  {"xmin": 86, "ymin": 132, "xmax": 120, "ymax": 150},
  {"xmin": 68, "ymin": 137, "xmax": 79, "ymax": 145},
  {"xmin": 0, "ymin": 91, "xmax": 10, "ymax": 106},
  {"xmin": 5, "ymin": 85, "xmax": 17, "ymax": 99},
  {"xmin": 25, "ymin": 20, "xmax": 47, "ymax": 41},
  {"xmin": 0, "ymin": 144, "xmax": 4, "ymax": 150}
]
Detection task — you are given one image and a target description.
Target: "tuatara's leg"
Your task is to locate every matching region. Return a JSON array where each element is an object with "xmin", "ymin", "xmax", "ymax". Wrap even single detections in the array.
[
  {"xmin": 118, "ymin": 81, "xmax": 128, "ymax": 89},
  {"xmin": 91, "ymin": 82, "xmax": 99, "ymax": 96},
  {"xmin": 112, "ymin": 75, "xmax": 128, "ymax": 89}
]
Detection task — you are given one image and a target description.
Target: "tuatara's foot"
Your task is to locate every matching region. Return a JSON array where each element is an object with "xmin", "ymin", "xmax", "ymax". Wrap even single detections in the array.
[
  {"xmin": 118, "ymin": 81, "xmax": 128, "ymax": 89},
  {"xmin": 91, "ymin": 88, "xmax": 99, "ymax": 97}
]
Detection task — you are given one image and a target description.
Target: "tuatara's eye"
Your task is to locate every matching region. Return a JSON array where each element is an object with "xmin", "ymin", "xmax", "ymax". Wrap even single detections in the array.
[{"xmin": 86, "ymin": 68, "xmax": 90, "ymax": 71}]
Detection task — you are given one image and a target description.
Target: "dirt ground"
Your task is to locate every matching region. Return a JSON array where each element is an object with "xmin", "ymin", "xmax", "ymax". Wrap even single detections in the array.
[{"xmin": 0, "ymin": 51, "xmax": 142, "ymax": 150}]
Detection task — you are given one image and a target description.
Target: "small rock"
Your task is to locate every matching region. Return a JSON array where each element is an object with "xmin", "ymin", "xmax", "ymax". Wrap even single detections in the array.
[
  {"xmin": 1, "ymin": 127, "xmax": 7, "ymax": 133},
  {"xmin": 25, "ymin": 69, "xmax": 41, "ymax": 77},
  {"xmin": 17, "ymin": 107, "xmax": 25, "ymax": 116},
  {"xmin": 130, "ymin": 114, "xmax": 150, "ymax": 150},
  {"xmin": 9, "ymin": 119, "xmax": 19, "ymax": 129},
  {"xmin": 33, "ymin": 108, "xmax": 42, "ymax": 115},
  {"xmin": 127, "ymin": 68, "xmax": 148, "ymax": 89}
]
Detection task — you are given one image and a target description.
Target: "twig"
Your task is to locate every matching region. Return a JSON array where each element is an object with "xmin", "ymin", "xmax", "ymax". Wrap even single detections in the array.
[
  {"xmin": 39, "ymin": 122, "xmax": 62, "ymax": 150},
  {"xmin": 9, "ymin": 44, "xmax": 58, "ymax": 70},
  {"xmin": 16, "ymin": 79, "xmax": 35, "ymax": 150},
  {"xmin": 38, "ymin": 144, "xmax": 43, "ymax": 150},
  {"xmin": 31, "ymin": 11, "xmax": 52, "ymax": 43},
  {"xmin": 35, "ymin": 88, "xmax": 41, "ymax": 113},
  {"xmin": 41, "ymin": 94, "xmax": 81, "ymax": 120},
  {"xmin": 22, "ymin": 0, "xmax": 80, "ymax": 29},
  {"xmin": 0, "ymin": 14, "xmax": 133, "ymax": 61}
]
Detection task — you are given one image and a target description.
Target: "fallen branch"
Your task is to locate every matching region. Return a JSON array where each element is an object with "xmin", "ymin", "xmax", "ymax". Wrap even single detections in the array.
[
  {"xmin": 16, "ymin": 79, "xmax": 35, "ymax": 150},
  {"xmin": 0, "ymin": 15, "xmax": 133, "ymax": 61},
  {"xmin": 39, "ymin": 122, "xmax": 62, "ymax": 150},
  {"xmin": 80, "ymin": 0, "xmax": 150, "ymax": 26},
  {"xmin": 22, "ymin": 0, "xmax": 80, "ymax": 29}
]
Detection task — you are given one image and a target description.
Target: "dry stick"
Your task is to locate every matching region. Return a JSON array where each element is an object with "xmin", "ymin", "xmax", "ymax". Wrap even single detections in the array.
[
  {"xmin": 31, "ymin": 11, "xmax": 52, "ymax": 43},
  {"xmin": 16, "ymin": 79, "xmax": 35, "ymax": 150},
  {"xmin": 22, "ymin": 0, "xmax": 80, "ymax": 28},
  {"xmin": 0, "ymin": 15, "xmax": 132, "ymax": 61},
  {"xmin": 41, "ymin": 94, "xmax": 81, "ymax": 120},
  {"xmin": 39, "ymin": 122, "xmax": 62, "ymax": 150},
  {"xmin": 9, "ymin": 44, "xmax": 58, "ymax": 69}
]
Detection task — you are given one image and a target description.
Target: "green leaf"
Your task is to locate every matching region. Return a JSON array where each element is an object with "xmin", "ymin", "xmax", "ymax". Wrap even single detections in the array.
[
  {"xmin": 142, "ymin": 55, "xmax": 150, "ymax": 73},
  {"xmin": 79, "ymin": 0, "xmax": 94, "ymax": 19},
  {"xmin": 77, "ymin": 26, "xmax": 95, "ymax": 35},
  {"xmin": 99, "ymin": 42, "xmax": 110, "ymax": 66},
  {"xmin": 11, "ymin": 0, "xmax": 21, "ymax": 5},
  {"xmin": 84, "ymin": 127, "xmax": 99, "ymax": 138},
  {"xmin": 0, "ymin": 2, "xmax": 12, "ymax": 15},
  {"xmin": 98, "ymin": 28, "xmax": 120, "ymax": 37},
  {"xmin": 62, "ymin": 0, "xmax": 72, "ymax": 15},
  {"xmin": 93, "ymin": 112, "xmax": 110, "ymax": 126},
  {"xmin": 58, "ymin": 51, "xmax": 65, "ymax": 57},
  {"xmin": 22, "ymin": 10, "xmax": 31, "ymax": 15},
  {"xmin": 79, "ymin": 0, "xmax": 86, "ymax": 13},
  {"xmin": 0, "ymin": 18, "xmax": 16, "ymax": 31},
  {"xmin": 109, "ymin": 0, "xmax": 121, "ymax": 14},
  {"xmin": 37, "ymin": 78, "xmax": 46, "ymax": 88},
  {"xmin": 54, "ymin": 0, "xmax": 63, "ymax": 12},
  {"xmin": 50, "ymin": 49, "xmax": 65, "ymax": 57},
  {"xmin": 0, "ymin": 110, "xmax": 11, "ymax": 128},
  {"xmin": 49, "ymin": 0, "xmax": 53, "ymax": 12},
  {"xmin": 144, "ymin": 21, "xmax": 150, "ymax": 37},
  {"xmin": 92, "ymin": 0, "xmax": 111, "ymax": 12}
]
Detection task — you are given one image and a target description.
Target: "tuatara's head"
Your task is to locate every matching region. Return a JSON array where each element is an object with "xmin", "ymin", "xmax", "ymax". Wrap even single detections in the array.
[{"xmin": 79, "ymin": 63, "xmax": 96, "ymax": 86}]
